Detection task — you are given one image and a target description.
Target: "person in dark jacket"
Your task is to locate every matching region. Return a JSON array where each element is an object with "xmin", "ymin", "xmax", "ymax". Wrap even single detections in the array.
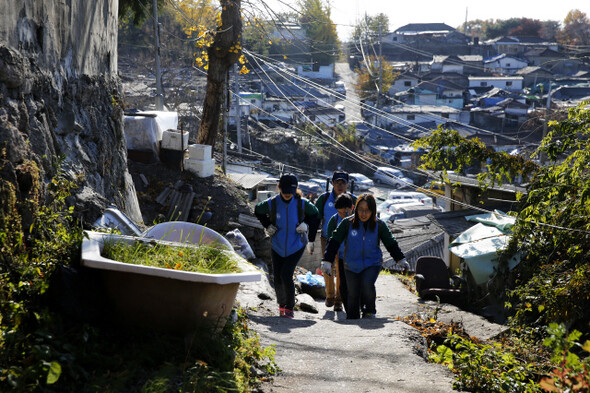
[
  {"xmin": 321, "ymin": 193, "xmax": 407, "ymax": 319},
  {"xmin": 314, "ymin": 170, "xmax": 356, "ymax": 311},
  {"xmin": 255, "ymin": 173, "xmax": 319, "ymax": 319}
]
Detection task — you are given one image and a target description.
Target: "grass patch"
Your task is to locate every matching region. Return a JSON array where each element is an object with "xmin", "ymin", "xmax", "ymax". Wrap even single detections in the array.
[{"xmin": 102, "ymin": 239, "xmax": 243, "ymax": 274}]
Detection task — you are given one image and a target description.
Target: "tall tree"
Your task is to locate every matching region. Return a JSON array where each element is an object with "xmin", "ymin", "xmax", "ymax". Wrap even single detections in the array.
[
  {"xmin": 172, "ymin": 0, "xmax": 218, "ymax": 33},
  {"xmin": 539, "ymin": 20, "xmax": 560, "ymax": 41},
  {"xmin": 354, "ymin": 56, "xmax": 398, "ymax": 101},
  {"xmin": 485, "ymin": 18, "xmax": 526, "ymax": 39},
  {"xmin": 558, "ymin": 9, "xmax": 590, "ymax": 46},
  {"xmin": 351, "ymin": 13, "xmax": 390, "ymax": 41},
  {"xmin": 196, "ymin": 0, "xmax": 242, "ymax": 146},
  {"xmin": 119, "ymin": 0, "xmax": 165, "ymax": 25},
  {"xmin": 298, "ymin": 0, "xmax": 339, "ymax": 65},
  {"xmin": 507, "ymin": 18, "xmax": 543, "ymax": 37}
]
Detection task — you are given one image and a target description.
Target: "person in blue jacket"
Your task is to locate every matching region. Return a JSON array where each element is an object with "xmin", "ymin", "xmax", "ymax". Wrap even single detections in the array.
[
  {"xmin": 314, "ymin": 170, "xmax": 356, "ymax": 311},
  {"xmin": 325, "ymin": 193, "xmax": 354, "ymax": 313},
  {"xmin": 255, "ymin": 173, "xmax": 319, "ymax": 319},
  {"xmin": 321, "ymin": 193, "xmax": 407, "ymax": 319}
]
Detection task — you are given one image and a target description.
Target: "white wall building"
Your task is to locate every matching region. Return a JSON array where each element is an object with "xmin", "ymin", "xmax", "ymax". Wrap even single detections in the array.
[{"xmin": 468, "ymin": 76, "xmax": 524, "ymax": 92}]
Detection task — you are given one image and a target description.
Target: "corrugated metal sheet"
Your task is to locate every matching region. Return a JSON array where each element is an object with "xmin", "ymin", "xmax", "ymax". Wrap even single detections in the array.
[{"xmin": 228, "ymin": 173, "xmax": 269, "ymax": 190}]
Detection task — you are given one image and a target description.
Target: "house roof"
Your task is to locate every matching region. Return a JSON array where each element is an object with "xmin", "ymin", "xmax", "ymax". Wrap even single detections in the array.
[
  {"xmin": 415, "ymin": 77, "xmax": 466, "ymax": 92},
  {"xmin": 466, "ymin": 132, "xmax": 519, "ymax": 147},
  {"xmin": 263, "ymin": 84, "xmax": 328, "ymax": 99},
  {"xmin": 227, "ymin": 173, "xmax": 269, "ymax": 190},
  {"xmin": 303, "ymin": 106, "xmax": 341, "ymax": 116},
  {"xmin": 551, "ymin": 86, "xmax": 590, "ymax": 100},
  {"xmin": 524, "ymin": 47, "xmax": 562, "ymax": 57},
  {"xmin": 394, "ymin": 23, "xmax": 456, "ymax": 34},
  {"xmin": 488, "ymin": 36, "xmax": 553, "ymax": 45},
  {"xmin": 515, "ymin": 66, "xmax": 554, "ymax": 76},
  {"xmin": 484, "ymin": 53, "xmax": 528, "ymax": 64},
  {"xmin": 387, "ymin": 104, "xmax": 460, "ymax": 114},
  {"xmin": 426, "ymin": 209, "xmax": 481, "ymax": 238}
]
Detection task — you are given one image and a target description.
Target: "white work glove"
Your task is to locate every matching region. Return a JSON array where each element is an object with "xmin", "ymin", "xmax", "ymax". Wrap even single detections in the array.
[
  {"xmin": 320, "ymin": 261, "xmax": 332, "ymax": 276},
  {"xmin": 266, "ymin": 224, "xmax": 277, "ymax": 237},
  {"xmin": 296, "ymin": 222, "xmax": 308, "ymax": 234},
  {"xmin": 307, "ymin": 243, "xmax": 315, "ymax": 255},
  {"xmin": 398, "ymin": 258, "xmax": 410, "ymax": 271}
]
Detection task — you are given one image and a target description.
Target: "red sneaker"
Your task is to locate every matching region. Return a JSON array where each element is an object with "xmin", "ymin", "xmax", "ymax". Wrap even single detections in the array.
[{"xmin": 283, "ymin": 308, "xmax": 294, "ymax": 319}]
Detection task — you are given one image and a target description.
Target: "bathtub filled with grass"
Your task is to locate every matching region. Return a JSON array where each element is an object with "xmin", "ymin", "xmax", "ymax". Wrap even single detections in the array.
[{"xmin": 81, "ymin": 229, "xmax": 261, "ymax": 333}]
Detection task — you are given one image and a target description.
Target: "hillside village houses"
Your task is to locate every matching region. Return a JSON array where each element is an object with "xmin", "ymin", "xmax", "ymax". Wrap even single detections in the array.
[
  {"xmin": 210, "ymin": 20, "xmax": 589, "ymax": 286},
  {"xmin": 232, "ymin": 21, "xmax": 589, "ymax": 174}
]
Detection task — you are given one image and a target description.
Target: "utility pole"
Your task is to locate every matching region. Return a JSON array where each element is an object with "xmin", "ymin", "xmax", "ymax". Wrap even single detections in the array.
[
  {"xmin": 234, "ymin": 64, "xmax": 242, "ymax": 153},
  {"xmin": 152, "ymin": 0, "xmax": 164, "ymax": 111},
  {"xmin": 541, "ymin": 82, "xmax": 552, "ymax": 165},
  {"xmin": 377, "ymin": 19, "xmax": 383, "ymax": 127}
]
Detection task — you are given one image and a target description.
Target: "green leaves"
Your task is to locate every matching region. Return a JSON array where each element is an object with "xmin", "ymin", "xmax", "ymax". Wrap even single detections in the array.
[{"xmin": 44, "ymin": 361, "xmax": 62, "ymax": 385}]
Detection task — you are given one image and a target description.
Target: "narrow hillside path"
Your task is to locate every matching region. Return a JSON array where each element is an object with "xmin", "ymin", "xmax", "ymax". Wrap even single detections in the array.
[
  {"xmin": 334, "ymin": 62, "xmax": 362, "ymax": 123},
  {"xmin": 238, "ymin": 274, "xmax": 506, "ymax": 392}
]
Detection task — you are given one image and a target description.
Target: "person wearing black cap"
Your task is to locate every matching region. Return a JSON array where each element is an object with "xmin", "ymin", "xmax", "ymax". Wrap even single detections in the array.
[
  {"xmin": 254, "ymin": 173, "xmax": 320, "ymax": 319},
  {"xmin": 313, "ymin": 170, "xmax": 356, "ymax": 311}
]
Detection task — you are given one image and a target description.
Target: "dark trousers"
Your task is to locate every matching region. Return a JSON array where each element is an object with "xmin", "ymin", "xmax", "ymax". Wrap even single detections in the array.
[
  {"xmin": 271, "ymin": 247, "xmax": 305, "ymax": 310},
  {"xmin": 344, "ymin": 265, "xmax": 381, "ymax": 319},
  {"xmin": 338, "ymin": 257, "xmax": 348, "ymax": 312}
]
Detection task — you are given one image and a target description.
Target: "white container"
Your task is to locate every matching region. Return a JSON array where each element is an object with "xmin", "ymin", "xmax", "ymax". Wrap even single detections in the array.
[
  {"xmin": 188, "ymin": 144, "xmax": 212, "ymax": 161},
  {"xmin": 161, "ymin": 129, "xmax": 188, "ymax": 151},
  {"xmin": 256, "ymin": 190, "xmax": 276, "ymax": 203},
  {"xmin": 184, "ymin": 158, "xmax": 215, "ymax": 177},
  {"xmin": 81, "ymin": 230, "xmax": 260, "ymax": 333}
]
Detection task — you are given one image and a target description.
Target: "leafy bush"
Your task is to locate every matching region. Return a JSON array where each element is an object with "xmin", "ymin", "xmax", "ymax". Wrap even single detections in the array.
[{"xmin": 0, "ymin": 163, "xmax": 278, "ymax": 391}]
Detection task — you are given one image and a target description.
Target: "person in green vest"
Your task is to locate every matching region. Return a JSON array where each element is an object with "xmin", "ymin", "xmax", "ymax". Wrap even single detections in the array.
[{"xmin": 321, "ymin": 193, "xmax": 407, "ymax": 319}]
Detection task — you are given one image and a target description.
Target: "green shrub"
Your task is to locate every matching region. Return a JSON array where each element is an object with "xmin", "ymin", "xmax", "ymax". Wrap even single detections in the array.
[{"xmin": 0, "ymin": 163, "xmax": 278, "ymax": 392}]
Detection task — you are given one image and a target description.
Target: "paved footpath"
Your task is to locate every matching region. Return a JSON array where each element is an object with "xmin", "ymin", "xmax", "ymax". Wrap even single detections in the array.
[{"xmin": 237, "ymin": 274, "xmax": 507, "ymax": 393}]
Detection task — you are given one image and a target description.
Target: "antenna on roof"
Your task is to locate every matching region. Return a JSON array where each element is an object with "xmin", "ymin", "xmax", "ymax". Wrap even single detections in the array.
[{"xmin": 464, "ymin": 7, "xmax": 469, "ymax": 36}]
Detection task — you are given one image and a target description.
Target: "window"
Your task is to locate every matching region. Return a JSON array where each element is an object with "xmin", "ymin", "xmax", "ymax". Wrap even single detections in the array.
[
  {"xmin": 404, "ymin": 81, "xmax": 412, "ymax": 87},
  {"xmin": 506, "ymin": 81, "xmax": 512, "ymax": 87},
  {"xmin": 251, "ymin": 99, "xmax": 256, "ymax": 104},
  {"xmin": 506, "ymin": 63, "xmax": 511, "ymax": 67},
  {"xmin": 407, "ymin": 114, "xmax": 415, "ymax": 120},
  {"xmin": 442, "ymin": 113, "xmax": 449, "ymax": 118},
  {"xmin": 480, "ymin": 82, "xmax": 487, "ymax": 87}
]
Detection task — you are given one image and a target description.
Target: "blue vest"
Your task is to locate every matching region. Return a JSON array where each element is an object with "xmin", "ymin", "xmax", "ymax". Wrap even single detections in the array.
[
  {"xmin": 321, "ymin": 192, "xmax": 338, "ymax": 237},
  {"xmin": 269, "ymin": 196, "xmax": 306, "ymax": 257},
  {"xmin": 343, "ymin": 220, "xmax": 382, "ymax": 273},
  {"xmin": 329, "ymin": 212, "xmax": 346, "ymax": 259}
]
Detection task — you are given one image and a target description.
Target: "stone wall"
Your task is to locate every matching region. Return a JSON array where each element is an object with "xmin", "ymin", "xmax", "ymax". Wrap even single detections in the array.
[{"xmin": 0, "ymin": 0, "xmax": 141, "ymax": 228}]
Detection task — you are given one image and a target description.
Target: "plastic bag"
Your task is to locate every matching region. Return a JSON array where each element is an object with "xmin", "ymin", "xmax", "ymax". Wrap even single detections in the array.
[
  {"xmin": 296, "ymin": 271, "xmax": 325, "ymax": 288},
  {"xmin": 225, "ymin": 229, "xmax": 256, "ymax": 260}
]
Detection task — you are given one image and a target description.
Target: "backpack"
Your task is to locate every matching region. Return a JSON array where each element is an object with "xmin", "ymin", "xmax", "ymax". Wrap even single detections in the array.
[{"xmin": 270, "ymin": 195, "xmax": 304, "ymax": 226}]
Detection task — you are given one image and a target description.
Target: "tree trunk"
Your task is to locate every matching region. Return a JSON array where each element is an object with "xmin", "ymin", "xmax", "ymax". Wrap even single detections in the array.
[{"xmin": 196, "ymin": 0, "xmax": 242, "ymax": 147}]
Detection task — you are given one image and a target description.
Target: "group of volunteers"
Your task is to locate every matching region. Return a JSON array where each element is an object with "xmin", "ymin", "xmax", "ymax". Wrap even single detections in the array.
[{"xmin": 255, "ymin": 170, "xmax": 408, "ymax": 320}]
